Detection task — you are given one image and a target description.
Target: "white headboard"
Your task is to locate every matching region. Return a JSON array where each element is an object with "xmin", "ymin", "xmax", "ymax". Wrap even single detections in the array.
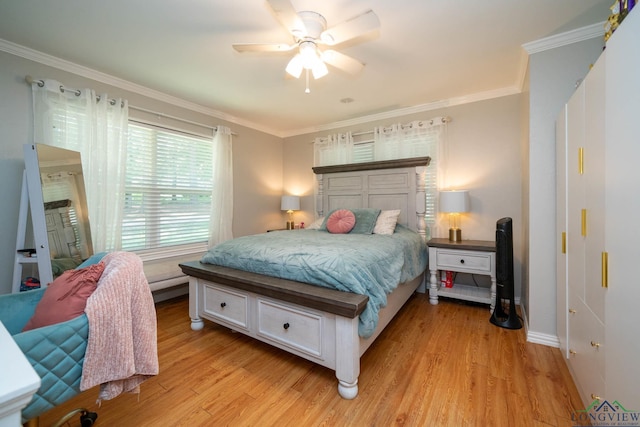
[{"xmin": 312, "ymin": 157, "xmax": 430, "ymax": 240}]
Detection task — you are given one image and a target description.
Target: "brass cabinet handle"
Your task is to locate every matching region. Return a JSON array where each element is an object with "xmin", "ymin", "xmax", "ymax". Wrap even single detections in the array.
[
  {"xmin": 569, "ymin": 309, "xmax": 576, "ymax": 314},
  {"xmin": 591, "ymin": 394, "xmax": 601, "ymax": 401},
  {"xmin": 590, "ymin": 341, "xmax": 600, "ymax": 348},
  {"xmin": 581, "ymin": 209, "xmax": 587, "ymax": 236},
  {"xmin": 602, "ymin": 252, "xmax": 608, "ymax": 288},
  {"xmin": 569, "ymin": 349, "xmax": 577, "ymax": 356},
  {"xmin": 561, "ymin": 232, "xmax": 566, "ymax": 254},
  {"xmin": 579, "ymin": 147, "xmax": 584, "ymax": 175}
]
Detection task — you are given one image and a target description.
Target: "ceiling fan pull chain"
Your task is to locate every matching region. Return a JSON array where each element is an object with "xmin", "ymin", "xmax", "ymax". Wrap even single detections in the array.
[{"xmin": 305, "ymin": 68, "xmax": 311, "ymax": 94}]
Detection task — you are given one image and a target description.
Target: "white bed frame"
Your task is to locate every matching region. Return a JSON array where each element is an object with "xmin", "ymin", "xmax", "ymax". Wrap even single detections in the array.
[{"xmin": 182, "ymin": 157, "xmax": 430, "ymax": 399}]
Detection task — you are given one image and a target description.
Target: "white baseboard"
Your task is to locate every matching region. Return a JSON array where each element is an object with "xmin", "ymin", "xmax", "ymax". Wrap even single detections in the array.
[
  {"xmin": 526, "ymin": 330, "xmax": 560, "ymax": 348},
  {"xmin": 518, "ymin": 303, "xmax": 560, "ymax": 347}
]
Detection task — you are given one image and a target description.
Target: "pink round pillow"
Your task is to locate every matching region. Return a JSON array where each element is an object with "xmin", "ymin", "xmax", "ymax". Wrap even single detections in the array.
[{"xmin": 326, "ymin": 209, "xmax": 356, "ymax": 234}]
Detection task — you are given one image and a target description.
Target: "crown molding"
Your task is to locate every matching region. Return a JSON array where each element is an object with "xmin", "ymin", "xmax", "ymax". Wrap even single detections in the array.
[
  {"xmin": 1, "ymin": 37, "xmax": 549, "ymax": 140},
  {"xmin": 522, "ymin": 21, "xmax": 605, "ymax": 54},
  {"xmin": 0, "ymin": 38, "xmax": 282, "ymax": 137},
  {"xmin": 281, "ymin": 86, "xmax": 520, "ymax": 138}
]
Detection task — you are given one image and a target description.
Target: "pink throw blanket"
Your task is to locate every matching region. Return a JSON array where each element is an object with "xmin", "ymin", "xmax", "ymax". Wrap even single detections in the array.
[{"xmin": 80, "ymin": 252, "xmax": 159, "ymax": 401}]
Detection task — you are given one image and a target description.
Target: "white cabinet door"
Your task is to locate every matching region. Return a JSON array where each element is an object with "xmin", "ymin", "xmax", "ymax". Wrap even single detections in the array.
[
  {"xmin": 604, "ymin": 8, "xmax": 640, "ymax": 406},
  {"xmin": 566, "ymin": 82, "xmax": 585, "ymax": 314},
  {"xmin": 556, "ymin": 105, "xmax": 569, "ymax": 359},
  {"xmin": 583, "ymin": 57, "xmax": 606, "ymax": 325}
]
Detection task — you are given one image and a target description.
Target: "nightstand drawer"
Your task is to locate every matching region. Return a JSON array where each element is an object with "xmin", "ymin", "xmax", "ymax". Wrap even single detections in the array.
[
  {"xmin": 257, "ymin": 298, "xmax": 323, "ymax": 359},
  {"xmin": 202, "ymin": 283, "xmax": 249, "ymax": 330},
  {"xmin": 436, "ymin": 251, "xmax": 492, "ymax": 273}
]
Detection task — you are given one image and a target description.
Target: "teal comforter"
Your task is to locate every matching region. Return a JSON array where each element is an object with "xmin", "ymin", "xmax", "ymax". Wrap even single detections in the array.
[{"xmin": 200, "ymin": 225, "xmax": 428, "ymax": 338}]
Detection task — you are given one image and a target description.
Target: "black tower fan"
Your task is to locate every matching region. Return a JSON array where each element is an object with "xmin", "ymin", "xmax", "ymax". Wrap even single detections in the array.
[{"xmin": 490, "ymin": 217, "xmax": 522, "ymax": 329}]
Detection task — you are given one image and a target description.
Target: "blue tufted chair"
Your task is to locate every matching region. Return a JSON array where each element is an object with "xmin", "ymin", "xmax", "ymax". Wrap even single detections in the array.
[
  {"xmin": 0, "ymin": 253, "xmax": 106, "ymax": 424},
  {"xmin": 0, "ymin": 289, "xmax": 87, "ymax": 423}
]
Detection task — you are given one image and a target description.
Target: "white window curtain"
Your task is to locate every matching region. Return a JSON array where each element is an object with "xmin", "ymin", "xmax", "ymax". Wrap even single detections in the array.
[
  {"xmin": 32, "ymin": 79, "xmax": 129, "ymax": 252},
  {"xmin": 208, "ymin": 125, "xmax": 234, "ymax": 248},
  {"xmin": 313, "ymin": 132, "xmax": 354, "ymax": 166}
]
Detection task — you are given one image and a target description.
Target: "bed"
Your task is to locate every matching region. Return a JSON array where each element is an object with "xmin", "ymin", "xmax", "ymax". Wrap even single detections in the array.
[{"xmin": 179, "ymin": 157, "xmax": 430, "ymax": 399}]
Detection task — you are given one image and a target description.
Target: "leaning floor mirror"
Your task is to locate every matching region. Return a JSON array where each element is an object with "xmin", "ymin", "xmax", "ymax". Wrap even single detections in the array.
[{"xmin": 20, "ymin": 143, "xmax": 94, "ymax": 288}]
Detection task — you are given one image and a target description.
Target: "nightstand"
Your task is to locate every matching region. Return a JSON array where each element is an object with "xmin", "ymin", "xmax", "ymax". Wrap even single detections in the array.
[{"xmin": 427, "ymin": 238, "xmax": 496, "ymax": 312}]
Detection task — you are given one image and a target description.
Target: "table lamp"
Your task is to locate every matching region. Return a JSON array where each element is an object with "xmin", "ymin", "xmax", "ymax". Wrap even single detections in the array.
[
  {"xmin": 439, "ymin": 190, "xmax": 470, "ymax": 242},
  {"xmin": 281, "ymin": 195, "xmax": 300, "ymax": 229}
]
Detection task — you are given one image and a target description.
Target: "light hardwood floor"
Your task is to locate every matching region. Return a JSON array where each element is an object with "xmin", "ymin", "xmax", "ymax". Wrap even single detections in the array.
[{"xmin": 38, "ymin": 293, "xmax": 584, "ymax": 426}]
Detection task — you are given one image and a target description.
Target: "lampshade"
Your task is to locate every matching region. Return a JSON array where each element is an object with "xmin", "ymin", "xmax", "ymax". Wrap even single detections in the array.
[
  {"xmin": 439, "ymin": 190, "xmax": 470, "ymax": 213},
  {"xmin": 281, "ymin": 195, "xmax": 300, "ymax": 211}
]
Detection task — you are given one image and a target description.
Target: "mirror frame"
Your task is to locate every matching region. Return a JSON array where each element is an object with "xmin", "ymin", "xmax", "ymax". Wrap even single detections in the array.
[{"xmin": 23, "ymin": 144, "xmax": 94, "ymax": 286}]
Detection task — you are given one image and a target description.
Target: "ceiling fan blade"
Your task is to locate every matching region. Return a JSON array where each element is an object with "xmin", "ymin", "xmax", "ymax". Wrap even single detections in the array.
[
  {"xmin": 320, "ymin": 10, "xmax": 380, "ymax": 46},
  {"xmin": 266, "ymin": 0, "xmax": 307, "ymax": 37},
  {"xmin": 232, "ymin": 43, "xmax": 296, "ymax": 53},
  {"xmin": 321, "ymin": 50, "xmax": 365, "ymax": 75}
]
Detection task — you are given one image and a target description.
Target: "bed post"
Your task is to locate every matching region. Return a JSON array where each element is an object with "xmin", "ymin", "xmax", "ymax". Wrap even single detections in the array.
[
  {"xmin": 335, "ymin": 316, "xmax": 360, "ymax": 399},
  {"xmin": 189, "ymin": 277, "xmax": 204, "ymax": 331},
  {"xmin": 415, "ymin": 165, "xmax": 428, "ymax": 241},
  {"xmin": 315, "ymin": 173, "xmax": 324, "ymax": 218}
]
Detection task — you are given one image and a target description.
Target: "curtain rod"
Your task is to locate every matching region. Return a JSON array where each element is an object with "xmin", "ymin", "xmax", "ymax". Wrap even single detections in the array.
[
  {"xmin": 25, "ymin": 75, "xmax": 236, "ymax": 135},
  {"xmin": 129, "ymin": 105, "xmax": 237, "ymax": 136},
  {"xmin": 313, "ymin": 116, "xmax": 451, "ymax": 142},
  {"xmin": 25, "ymin": 75, "xmax": 125, "ymax": 107}
]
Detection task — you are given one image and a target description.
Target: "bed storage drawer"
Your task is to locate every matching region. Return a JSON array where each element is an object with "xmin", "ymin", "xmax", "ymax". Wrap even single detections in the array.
[
  {"xmin": 257, "ymin": 298, "xmax": 323, "ymax": 358},
  {"xmin": 202, "ymin": 283, "xmax": 249, "ymax": 330}
]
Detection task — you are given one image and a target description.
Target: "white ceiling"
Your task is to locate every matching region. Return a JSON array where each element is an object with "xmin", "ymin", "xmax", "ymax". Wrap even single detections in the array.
[{"xmin": 0, "ymin": 0, "xmax": 610, "ymax": 137}]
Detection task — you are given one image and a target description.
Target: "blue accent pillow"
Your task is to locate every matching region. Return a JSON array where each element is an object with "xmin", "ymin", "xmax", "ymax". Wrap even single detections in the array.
[
  {"xmin": 77, "ymin": 251, "xmax": 108, "ymax": 269},
  {"xmin": 321, "ymin": 208, "xmax": 381, "ymax": 234}
]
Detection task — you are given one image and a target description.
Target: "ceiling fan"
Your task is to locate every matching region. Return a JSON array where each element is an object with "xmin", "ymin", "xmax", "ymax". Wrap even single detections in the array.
[{"xmin": 232, "ymin": 0, "xmax": 380, "ymax": 93}]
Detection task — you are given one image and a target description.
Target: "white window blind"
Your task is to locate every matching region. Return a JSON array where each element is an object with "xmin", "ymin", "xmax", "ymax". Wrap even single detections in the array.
[{"xmin": 122, "ymin": 123, "xmax": 213, "ymax": 251}]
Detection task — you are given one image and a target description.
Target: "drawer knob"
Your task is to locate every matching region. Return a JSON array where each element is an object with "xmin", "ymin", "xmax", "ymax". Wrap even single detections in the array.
[
  {"xmin": 220, "ymin": 302, "xmax": 226, "ymax": 308},
  {"xmin": 283, "ymin": 322, "xmax": 290, "ymax": 330},
  {"xmin": 590, "ymin": 341, "xmax": 600, "ymax": 348},
  {"xmin": 459, "ymin": 259, "xmax": 465, "ymax": 264},
  {"xmin": 591, "ymin": 394, "xmax": 601, "ymax": 401}
]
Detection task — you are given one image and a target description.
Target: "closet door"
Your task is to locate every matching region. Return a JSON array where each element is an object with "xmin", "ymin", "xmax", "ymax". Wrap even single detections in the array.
[
  {"xmin": 565, "ymin": 63, "xmax": 606, "ymax": 403},
  {"xmin": 583, "ymin": 57, "xmax": 606, "ymax": 326},
  {"xmin": 565, "ymin": 79, "xmax": 585, "ymax": 367},
  {"xmin": 555, "ymin": 105, "xmax": 569, "ymax": 359},
  {"xmin": 604, "ymin": 7, "xmax": 640, "ymax": 405}
]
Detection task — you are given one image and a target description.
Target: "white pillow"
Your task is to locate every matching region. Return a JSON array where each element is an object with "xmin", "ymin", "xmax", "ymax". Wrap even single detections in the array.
[
  {"xmin": 373, "ymin": 210, "xmax": 401, "ymax": 235},
  {"xmin": 306, "ymin": 217, "xmax": 325, "ymax": 230}
]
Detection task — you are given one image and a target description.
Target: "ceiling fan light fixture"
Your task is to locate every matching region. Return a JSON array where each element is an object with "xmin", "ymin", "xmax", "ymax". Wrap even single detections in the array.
[
  {"xmin": 312, "ymin": 60, "xmax": 328, "ymax": 79},
  {"xmin": 299, "ymin": 41, "xmax": 319, "ymax": 69},
  {"xmin": 285, "ymin": 54, "xmax": 304, "ymax": 78}
]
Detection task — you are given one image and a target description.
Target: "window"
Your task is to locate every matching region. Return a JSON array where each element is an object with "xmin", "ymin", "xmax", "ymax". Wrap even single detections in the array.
[{"xmin": 122, "ymin": 123, "xmax": 212, "ymax": 252}]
